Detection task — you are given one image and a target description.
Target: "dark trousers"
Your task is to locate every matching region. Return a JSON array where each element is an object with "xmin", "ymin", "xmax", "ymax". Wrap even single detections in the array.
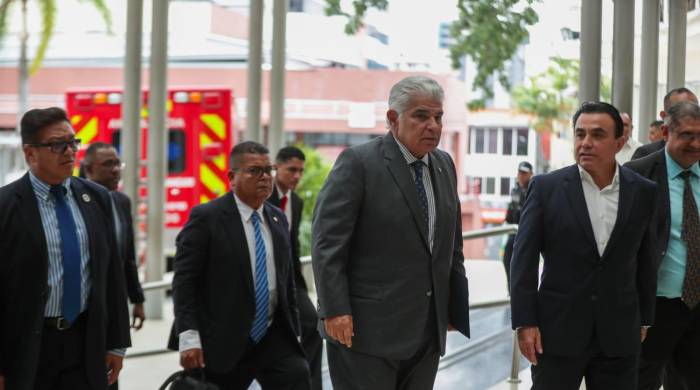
[
  {"xmin": 503, "ymin": 234, "xmax": 516, "ymax": 292},
  {"xmin": 34, "ymin": 315, "xmax": 91, "ymax": 390},
  {"xmin": 638, "ymin": 297, "xmax": 700, "ymax": 390},
  {"xmin": 297, "ymin": 289, "xmax": 323, "ymax": 390},
  {"xmin": 531, "ymin": 334, "xmax": 638, "ymax": 390},
  {"xmin": 204, "ymin": 316, "xmax": 310, "ymax": 390},
  {"xmin": 326, "ymin": 300, "xmax": 440, "ymax": 390}
]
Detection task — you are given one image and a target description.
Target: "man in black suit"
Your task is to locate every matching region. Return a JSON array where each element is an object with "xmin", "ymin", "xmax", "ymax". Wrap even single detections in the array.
[
  {"xmin": 502, "ymin": 161, "xmax": 533, "ymax": 289},
  {"xmin": 268, "ymin": 146, "xmax": 323, "ymax": 390},
  {"xmin": 312, "ymin": 76, "xmax": 470, "ymax": 389},
  {"xmin": 169, "ymin": 141, "xmax": 310, "ymax": 390},
  {"xmin": 0, "ymin": 107, "xmax": 131, "ymax": 390},
  {"xmin": 511, "ymin": 102, "xmax": 658, "ymax": 389},
  {"xmin": 633, "ymin": 88, "xmax": 697, "ymax": 160},
  {"xmin": 83, "ymin": 142, "xmax": 146, "ymax": 330},
  {"xmin": 625, "ymin": 101, "xmax": 700, "ymax": 390}
]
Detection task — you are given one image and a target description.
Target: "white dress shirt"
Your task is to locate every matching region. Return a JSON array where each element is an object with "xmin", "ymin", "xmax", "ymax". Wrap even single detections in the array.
[
  {"xmin": 578, "ymin": 165, "xmax": 620, "ymax": 256},
  {"xmin": 616, "ymin": 138, "xmax": 643, "ymax": 164},
  {"xmin": 179, "ymin": 194, "xmax": 278, "ymax": 352},
  {"xmin": 276, "ymin": 185, "xmax": 293, "ymax": 231}
]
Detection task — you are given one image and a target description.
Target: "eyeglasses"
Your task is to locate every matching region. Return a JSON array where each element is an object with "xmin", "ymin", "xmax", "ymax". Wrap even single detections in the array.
[
  {"xmin": 26, "ymin": 139, "xmax": 81, "ymax": 154},
  {"xmin": 99, "ymin": 160, "xmax": 126, "ymax": 170},
  {"xmin": 674, "ymin": 132, "xmax": 700, "ymax": 143},
  {"xmin": 235, "ymin": 165, "xmax": 276, "ymax": 177}
]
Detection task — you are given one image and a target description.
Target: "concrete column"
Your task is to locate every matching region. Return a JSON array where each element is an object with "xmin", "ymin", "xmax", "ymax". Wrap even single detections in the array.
[
  {"xmin": 579, "ymin": 0, "xmax": 603, "ymax": 104},
  {"xmin": 122, "ymin": 0, "xmax": 143, "ymax": 223},
  {"xmin": 638, "ymin": 0, "xmax": 660, "ymax": 143},
  {"xmin": 667, "ymin": 0, "xmax": 688, "ymax": 90},
  {"xmin": 145, "ymin": 0, "xmax": 169, "ymax": 319},
  {"xmin": 612, "ymin": 0, "xmax": 635, "ymax": 115},
  {"xmin": 269, "ymin": 0, "xmax": 287, "ymax": 154},
  {"xmin": 246, "ymin": 0, "xmax": 264, "ymax": 142}
]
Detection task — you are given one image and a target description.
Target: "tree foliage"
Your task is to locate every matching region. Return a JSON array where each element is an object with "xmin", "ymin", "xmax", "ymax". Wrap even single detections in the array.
[
  {"xmin": 0, "ymin": 0, "xmax": 112, "ymax": 75},
  {"xmin": 324, "ymin": 0, "xmax": 540, "ymax": 109},
  {"xmin": 294, "ymin": 144, "xmax": 332, "ymax": 257},
  {"xmin": 512, "ymin": 57, "xmax": 611, "ymax": 133}
]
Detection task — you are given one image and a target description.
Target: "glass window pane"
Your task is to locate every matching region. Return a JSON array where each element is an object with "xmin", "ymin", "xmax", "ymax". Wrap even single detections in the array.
[
  {"xmin": 488, "ymin": 128, "xmax": 498, "ymax": 153},
  {"xmin": 517, "ymin": 128, "xmax": 529, "ymax": 155},
  {"xmin": 475, "ymin": 128, "xmax": 484, "ymax": 153},
  {"xmin": 502, "ymin": 128, "xmax": 513, "ymax": 155},
  {"xmin": 168, "ymin": 129, "xmax": 186, "ymax": 174},
  {"xmin": 500, "ymin": 177, "xmax": 511, "ymax": 196},
  {"xmin": 486, "ymin": 177, "xmax": 495, "ymax": 194}
]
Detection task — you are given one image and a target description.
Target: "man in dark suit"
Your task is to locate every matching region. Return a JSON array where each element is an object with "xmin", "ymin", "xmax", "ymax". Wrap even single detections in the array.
[
  {"xmin": 510, "ymin": 102, "xmax": 657, "ymax": 390},
  {"xmin": 169, "ymin": 141, "xmax": 310, "ymax": 390},
  {"xmin": 503, "ymin": 161, "xmax": 533, "ymax": 289},
  {"xmin": 312, "ymin": 76, "xmax": 470, "ymax": 389},
  {"xmin": 625, "ymin": 101, "xmax": 700, "ymax": 390},
  {"xmin": 633, "ymin": 88, "xmax": 697, "ymax": 160},
  {"xmin": 268, "ymin": 146, "xmax": 323, "ymax": 390},
  {"xmin": 0, "ymin": 107, "xmax": 131, "ymax": 390},
  {"xmin": 83, "ymin": 142, "xmax": 146, "ymax": 329}
]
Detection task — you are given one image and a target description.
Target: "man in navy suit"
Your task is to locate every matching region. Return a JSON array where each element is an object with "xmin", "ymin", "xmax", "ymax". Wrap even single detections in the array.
[
  {"xmin": 510, "ymin": 102, "xmax": 658, "ymax": 389},
  {"xmin": 0, "ymin": 107, "xmax": 131, "ymax": 390}
]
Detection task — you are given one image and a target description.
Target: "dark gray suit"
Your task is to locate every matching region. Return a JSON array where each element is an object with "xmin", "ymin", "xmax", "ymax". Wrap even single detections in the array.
[{"xmin": 312, "ymin": 132, "xmax": 469, "ymax": 389}]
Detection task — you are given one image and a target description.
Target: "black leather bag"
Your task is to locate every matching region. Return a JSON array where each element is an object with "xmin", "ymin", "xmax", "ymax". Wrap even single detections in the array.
[{"xmin": 158, "ymin": 370, "xmax": 220, "ymax": 390}]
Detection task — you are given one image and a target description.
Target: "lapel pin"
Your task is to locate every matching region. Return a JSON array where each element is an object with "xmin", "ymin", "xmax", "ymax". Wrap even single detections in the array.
[
  {"xmin": 273, "ymin": 216, "xmax": 279, "ymax": 223},
  {"xmin": 438, "ymin": 167, "xmax": 443, "ymax": 173},
  {"xmin": 82, "ymin": 194, "xmax": 91, "ymax": 202}
]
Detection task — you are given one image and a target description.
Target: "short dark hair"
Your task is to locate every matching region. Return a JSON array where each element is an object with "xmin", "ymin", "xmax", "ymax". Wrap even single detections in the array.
[
  {"xmin": 663, "ymin": 87, "xmax": 697, "ymax": 112},
  {"xmin": 572, "ymin": 101, "xmax": 624, "ymax": 138},
  {"xmin": 20, "ymin": 107, "xmax": 70, "ymax": 144},
  {"xmin": 650, "ymin": 120, "xmax": 664, "ymax": 128},
  {"xmin": 229, "ymin": 141, "xmax": 269, "ymax": 168},
  {"xmin": 275, "ymin": 146, "xmax": 305, "ymax": 164},
  {"xmin": 666, "ymin": 102, "xmax": 700, "ymax": 133},
  {"xmin": 83, "ymin": 141, "xmax": 115, "ymax": 165}
]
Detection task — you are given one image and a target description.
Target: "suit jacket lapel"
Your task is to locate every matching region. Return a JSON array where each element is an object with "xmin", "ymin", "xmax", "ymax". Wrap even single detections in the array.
[
  {"xmin": 16, "ymin": 173, "xmax": 49, "ymax": 276},
  {"xmin": 220, "ymin": 193, "xmax": 254, "ymax": 297},
  {"xmin": 563, "ymin": 166, "xmax": 598, "ymax": 254},
  {"xmin": 428, "ymin": 153, "xmax": 448, "ymax": 259},
  {"xmin": 264, "ymin": 204, "xmax": 287, "ymax": 288},
  {"xmin": 71, "ymin": 179, "xmax": 101, "ymax": 285},
  {"xmin": 654, "ymin": 153, "xmax": 672, "ymax": 244},
  {"xmin": 601, "ymin": 168, "xmax": 635, "ymax": 260},
  {"xmin": 382, "ymin": 134, "xmax": 431, "ymax": 250}
]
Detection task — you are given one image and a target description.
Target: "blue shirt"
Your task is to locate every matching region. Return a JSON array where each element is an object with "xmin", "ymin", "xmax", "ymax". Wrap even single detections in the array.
[
  {"xmin": 29, "ymin": 172, "xmax": 92, "ymax": 317},
  {"xmin": 657, "ymin": 149, "xmax": 700, "ymax": 298}
]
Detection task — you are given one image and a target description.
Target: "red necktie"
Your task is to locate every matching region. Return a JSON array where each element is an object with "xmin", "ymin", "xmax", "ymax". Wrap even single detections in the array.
[{"xmin": 280, "ymin": 195, "xmax": 288, "ymax": 212}]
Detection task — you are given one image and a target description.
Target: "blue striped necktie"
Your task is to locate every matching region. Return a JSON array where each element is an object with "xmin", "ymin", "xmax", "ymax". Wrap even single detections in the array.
[
  {"xmin": 250, "ymin": 211, "xmax": 269, "ymax": 343},
  {"xmin": 50, "ymin": 185, "xmax": 81, "ymax": 323}
]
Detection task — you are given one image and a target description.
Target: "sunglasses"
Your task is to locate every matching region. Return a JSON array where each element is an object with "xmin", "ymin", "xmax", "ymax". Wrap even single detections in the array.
[{"xmin": 27, "ymin": 139, "xmax": 82, "ymax": 154}]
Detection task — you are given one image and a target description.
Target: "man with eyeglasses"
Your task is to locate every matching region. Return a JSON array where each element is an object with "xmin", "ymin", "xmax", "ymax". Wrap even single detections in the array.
[
  {"xmin": 625, "ymin": 101, "xmax": 700, "ymax": 389},
  {"xmin": 82, "ymin": 143, "xmax": 146, "ymax": 329},
  {"xmin": 169, "ymin": 141, "xmax": 310, "ymax": 389},
  {"xmin": 0, "ymin": 107, "xmax": 130, "ymax": 390}
]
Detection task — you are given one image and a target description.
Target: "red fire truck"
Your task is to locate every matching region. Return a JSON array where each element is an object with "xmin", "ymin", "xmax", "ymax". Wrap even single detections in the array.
[{"xmin": 65, "ymin": 87, "xmax": 234, "ymax": 258}]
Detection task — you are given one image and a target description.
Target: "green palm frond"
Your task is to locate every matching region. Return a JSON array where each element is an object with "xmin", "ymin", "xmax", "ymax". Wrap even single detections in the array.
[
  {"xmin": 79, "ymin": 0, "xmax": 113, "ymax": 34},
  {"xmin": 29, "ymin": 0, "xmax": 55, "ymax": 75},
  {"xmin": 0, "ymin": 0, "xmax": 14, "ymax": 49}
]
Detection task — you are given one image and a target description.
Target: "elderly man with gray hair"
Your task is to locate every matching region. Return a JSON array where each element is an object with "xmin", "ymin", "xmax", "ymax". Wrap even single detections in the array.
[
  {"xmin": 312, "ymin": 76, "xmax": 470, "ymax": 389},
  {"xmin": 625, "ymin": 101, "xmax": 700, "ymax": 389}
]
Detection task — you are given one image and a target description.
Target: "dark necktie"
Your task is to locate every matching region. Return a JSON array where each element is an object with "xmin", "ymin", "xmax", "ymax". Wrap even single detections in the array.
[
  {"xmin": 50, "ymin": 185, "xmax": 81, "ymax": 323},
  {"xmin": 680, "ymin": 171, "xmax": 700, "ymax": 310},
  {"xmin": 411, "ymin": 161, "xmax": 429, "ymax": 230},
  {"xmin": 249, "ymin": 211, "xmax": 269, "ymax": 343}
]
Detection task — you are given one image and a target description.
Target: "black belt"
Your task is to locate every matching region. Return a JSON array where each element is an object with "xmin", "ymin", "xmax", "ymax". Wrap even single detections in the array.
[{"xmin": 44, "ymin": 313, "xmax": 84, "ymax": 331}]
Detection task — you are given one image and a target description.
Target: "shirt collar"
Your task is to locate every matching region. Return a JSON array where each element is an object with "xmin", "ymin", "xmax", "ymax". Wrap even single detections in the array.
[
  {"xmin": 393, "ymin": 133, "xmax": 430, "ymax": 167},
  {"xmin": 29, "ymin": 171, "xmax": 72, "ymax": 201},
  {"xmin": 665, "ymin": 147, "xmax": 700, "ymax": 179},
  {"xmin": 234, "ymin": 193, "xmax": 265, "ymax": 223},
  {"xmin": 275, "ymin": 183, "xmax": 290, "ymax": 200},
  {"xmin": 577, "ymin": 164, "xmax": 620, "ymax": 190}
]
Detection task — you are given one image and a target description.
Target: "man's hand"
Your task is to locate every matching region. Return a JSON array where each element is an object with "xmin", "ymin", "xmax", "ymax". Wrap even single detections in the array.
[
  {"xmin": 0, "ymin": 374, "xmax": 5, "ymax": 390},
  {"xmin": 106, "ymin": 353, "xmax": 124, "ymax": 385},
  {"xmin": 324, "ymin": 315, "xmax": 354, "ymax": 348},
  {"xmin": 641, "ymin": 327, "xmax": 649, "ymax": 342},
  {"xmin": 180, "ymin": 348, "xmax": 205, "ymax": 370},
  {"xmin": 517, "ymin": 326, "xmax": 543, "ymax": 365},
  {"xmin": 131, "ymin": 303, "xmax": 146, "ymax": 330},
  {"xmin": 447, "ymin": 323, "xmax": 456, "ymax": 331}
]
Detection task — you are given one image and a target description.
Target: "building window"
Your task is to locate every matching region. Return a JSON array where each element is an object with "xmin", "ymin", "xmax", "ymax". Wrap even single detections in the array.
[
  {"xmin": 487, "ymin": 128, "xmax": 498, "ymax": 153},
  {"xmin": 502, "ymin": 128, "xmax": 513, "ymax": 155},
  {"xmin": 500, "ymin": 177, "xmax": 511, "ymax": 196},
  {"xmin": 517, "ymin": 128, "xmax": 529, "ymax": 156},
  {"xmin": 474, "ymin": 128, "xmax": 485, "ymax": 153},
  {"xmin": 485, "ymin": 177, "xmax": 495, "ymax": 194},
  {"xmin": 289, "ymin": 0, "xmax": 304, "ymax": 12}
]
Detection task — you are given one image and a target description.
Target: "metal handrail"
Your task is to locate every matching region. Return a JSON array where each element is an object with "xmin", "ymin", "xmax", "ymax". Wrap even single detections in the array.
[{"xmin": 132, "ymin": 225, "xmax": 522, "ymax": 384}]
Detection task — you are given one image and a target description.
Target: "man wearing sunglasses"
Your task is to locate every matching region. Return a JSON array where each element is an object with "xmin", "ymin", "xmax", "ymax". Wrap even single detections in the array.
[
  {"xmin": 169, "ymin": 141, "xmax": 310, "ymax": 389},
  {"xmin": 0, "ymin": 107, "xmax": 131, "ymax": 390}
]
